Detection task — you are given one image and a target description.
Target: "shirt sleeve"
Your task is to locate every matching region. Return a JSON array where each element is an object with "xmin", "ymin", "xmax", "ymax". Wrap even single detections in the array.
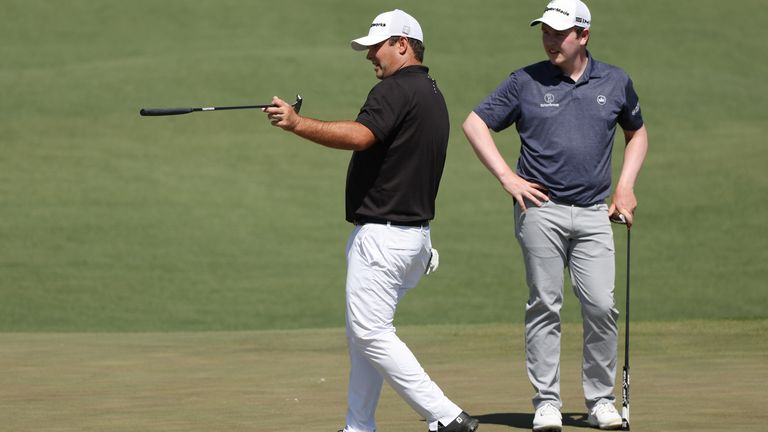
[
  {"xmin": 472, "ymin": 72, "xmax": 521, "ymax": 132},
  {"xmin": 355, "ymin": 79, "xmax": 405, "ymax": 142},
  {"xmin": 618, "ymin": 76, "xmax": 644, "ymax": 131}
]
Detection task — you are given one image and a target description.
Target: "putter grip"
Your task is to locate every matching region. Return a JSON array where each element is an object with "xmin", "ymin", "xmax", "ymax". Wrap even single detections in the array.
[{"xmin": 139, "ymin": 107, "xmax": 195, "ymax": 116}]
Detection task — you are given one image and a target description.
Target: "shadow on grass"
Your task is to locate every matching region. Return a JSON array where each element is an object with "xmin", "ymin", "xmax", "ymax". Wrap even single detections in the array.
[{"xmin": 476, "ymin": 412, "xmax": 590, "ymax": 429}]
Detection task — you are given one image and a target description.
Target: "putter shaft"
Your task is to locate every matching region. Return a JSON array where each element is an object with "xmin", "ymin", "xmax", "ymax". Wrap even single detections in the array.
[{"xmin": 140, "ymin": 95, "xmax": 302, "ymax": 116}]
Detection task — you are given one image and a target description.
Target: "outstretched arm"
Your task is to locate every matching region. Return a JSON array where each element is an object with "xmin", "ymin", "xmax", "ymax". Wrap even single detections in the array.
[
  {"xmin": 264, "ymin": 96, "xmax": 375, "ymax": 151},
  {"xmin": 462, "ymin": 112, "xmax": 548, "ymax": 211}
]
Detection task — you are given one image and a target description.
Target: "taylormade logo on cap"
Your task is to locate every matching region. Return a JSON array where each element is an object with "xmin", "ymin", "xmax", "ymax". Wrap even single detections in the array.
[
  {"xmin": 530, "ymin": 0, "xmax": 591, "ymax": 31},
  {"xmin": 351, "ymin": 9, "xmax": 423, "ymax": 51}
]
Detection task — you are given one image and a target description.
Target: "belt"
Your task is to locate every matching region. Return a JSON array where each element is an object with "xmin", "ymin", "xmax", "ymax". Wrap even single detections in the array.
[
  {"xmin": 353, "ymin": 217, "xmax": 429, "ymax": 228},
  {"xmin": 548, "ymin": 197, "xmax": 605, "ymax": 207}
]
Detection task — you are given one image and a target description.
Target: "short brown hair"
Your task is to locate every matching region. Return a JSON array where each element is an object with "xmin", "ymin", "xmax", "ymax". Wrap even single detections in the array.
[{"xmin": 387, "ymin": 36, "xmax": 425, "ymax": 62}]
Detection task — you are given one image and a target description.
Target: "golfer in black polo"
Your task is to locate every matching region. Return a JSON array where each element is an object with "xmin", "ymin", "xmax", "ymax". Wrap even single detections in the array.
[
  {"xmin": 264, "ymin": 9, "xmax": 478, "ymax": 432},
  {"xmin": 463, "ymin": 0, "xmax": 648, "ymax": 431}
]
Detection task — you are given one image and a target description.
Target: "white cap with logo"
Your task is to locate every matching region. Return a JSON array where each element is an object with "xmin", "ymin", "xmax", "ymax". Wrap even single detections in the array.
[
  {"xmin": 530, "ymin": 0, "xmax": 591, "ymax": 31},
  {"xmin": 351, "ymin": 9, "xmax": 423, "ymax": 51}
]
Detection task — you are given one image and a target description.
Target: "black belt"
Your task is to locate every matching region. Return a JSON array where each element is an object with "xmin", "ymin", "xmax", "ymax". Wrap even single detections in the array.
[
  {"xmin": 353, "ymin": 217, "xmax": 429, "ymax": 228},
  {"xmin": 548, "ymin": 197, "xmax": 605, "ymax": 207}
]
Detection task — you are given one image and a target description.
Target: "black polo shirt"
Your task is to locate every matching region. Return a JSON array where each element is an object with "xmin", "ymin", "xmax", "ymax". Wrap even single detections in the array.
[
  {"xmin": 474, "ymin": 53, "xmax": 644, "ymax": 206},
  {"xmin": 346, "ymin": 65, "xmax": 449, "ymax": 224}
]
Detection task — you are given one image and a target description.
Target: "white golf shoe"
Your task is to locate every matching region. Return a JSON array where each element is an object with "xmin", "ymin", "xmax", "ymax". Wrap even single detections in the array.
[
  {"xmin": 532, "ymin": 403, "xmax": 562, "ymax": 431},
  {"xmin": 587, "ymin": 403, "xmax": 622, "ymax": 430}
]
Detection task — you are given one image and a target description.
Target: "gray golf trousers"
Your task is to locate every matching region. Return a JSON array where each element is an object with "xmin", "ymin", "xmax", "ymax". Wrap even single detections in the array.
[{"xmin": 514, "ymin": 200, "xmax": 619, "ymax": 411}]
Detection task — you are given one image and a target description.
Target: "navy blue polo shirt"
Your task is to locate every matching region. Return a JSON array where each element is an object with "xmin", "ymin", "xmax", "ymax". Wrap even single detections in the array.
[{"xmin": 473, "ymin": 52, "xmax": 644, "ymax": 206}]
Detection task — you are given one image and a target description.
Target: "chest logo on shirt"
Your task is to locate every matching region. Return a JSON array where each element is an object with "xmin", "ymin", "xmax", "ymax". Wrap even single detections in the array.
[
  {"xmin": 597, "ymin": 95, "xmax": 607, "ymax": 105},
  {"xmin": 541, "ymin": 93, "xmax": 559, "ymax": 108}
]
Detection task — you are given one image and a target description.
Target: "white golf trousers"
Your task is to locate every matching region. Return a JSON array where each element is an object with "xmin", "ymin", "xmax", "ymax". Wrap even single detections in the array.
[
  {"xmin": 514, "ymin": 200, "xmax": 619, "ymax": 411},
  {"xmin": 344, "ymin": 223, "xmax": 461, "ymax": 432}
]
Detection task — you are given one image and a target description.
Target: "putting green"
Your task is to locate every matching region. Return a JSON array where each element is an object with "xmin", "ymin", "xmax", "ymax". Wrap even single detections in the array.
[{"xmin": 2, "ymin": 320, "xmax": 765, "ymax": 431}]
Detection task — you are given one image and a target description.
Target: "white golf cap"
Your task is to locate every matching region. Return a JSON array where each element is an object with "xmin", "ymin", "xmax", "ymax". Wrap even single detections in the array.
[
  {"xmin": 530, "ymin": 0, "xmax": 591, "ymax": 31},
  {"xmin": 350, "ymin": 9, "xmax": 423, "ymax": 51}
]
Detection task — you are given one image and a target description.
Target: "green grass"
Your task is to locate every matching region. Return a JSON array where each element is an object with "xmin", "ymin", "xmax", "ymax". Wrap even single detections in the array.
[
  {"xmin": 1, "ymin": 0, "xmax": 767, "ymax": 331},
  {"xmin": 2, "ymin": 320, "xmax": 766, "ymax": 431},
  {"xmin": 3, "ymin": 4, "xmax": 765, "ymax": 431}
]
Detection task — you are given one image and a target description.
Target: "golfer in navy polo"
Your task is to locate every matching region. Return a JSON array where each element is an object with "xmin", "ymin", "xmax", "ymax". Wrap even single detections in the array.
[{"xmin": 463, "ymin": 0, "xmax": 648, "ymax": 430}]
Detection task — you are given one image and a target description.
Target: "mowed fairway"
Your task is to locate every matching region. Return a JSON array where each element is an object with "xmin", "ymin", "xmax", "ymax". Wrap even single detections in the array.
[
  {"xmin": 2, "ymin": 321, "xmax": 766, "ymax": 431},
  {"xmin": 2, "ymin": 0, "xmax": 766, "ymax": 331},
  {"xmin": 2, "ymin": 0, "xmax": 767, "ymax": 431}
]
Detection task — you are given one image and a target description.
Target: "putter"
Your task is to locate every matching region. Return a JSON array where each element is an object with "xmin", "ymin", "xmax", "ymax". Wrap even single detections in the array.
[
  {"xmin": 611, "ymin": 213, "xmax": 631, "ymax": 430},
  {"xmin": 621, "ymin": 225, "xmax": 631, "ymax": 430},
  {"xmin": 139, "ymin": 94, "xmax": 302, "ymax": 116}
]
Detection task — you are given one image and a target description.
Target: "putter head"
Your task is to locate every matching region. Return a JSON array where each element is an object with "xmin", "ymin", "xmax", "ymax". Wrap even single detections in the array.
[
  {"xmin": 621, "ymin": 405, "xmax": 630, "ymax": 430},
  {"xmin": 292, "ymin": 95, "xmax": 303, "ymax": 114}
]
